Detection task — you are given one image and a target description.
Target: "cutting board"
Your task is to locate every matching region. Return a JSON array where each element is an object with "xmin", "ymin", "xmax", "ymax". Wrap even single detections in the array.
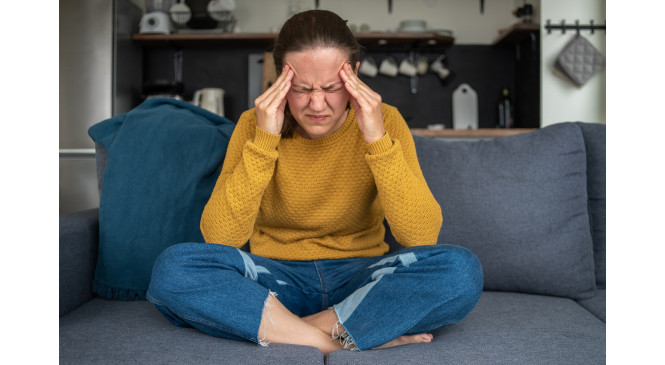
[{"xmin": 452, "ymin": 83, "xmax": 478, "ymax": 130}]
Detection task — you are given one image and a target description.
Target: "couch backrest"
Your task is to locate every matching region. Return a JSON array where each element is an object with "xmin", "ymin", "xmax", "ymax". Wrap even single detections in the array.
[
  {"xmin": 574, "ymin": 122, "xmax": 606, "ymax": 289},
  {"xmin": 95, "ymin": 122, "xmax": 606, "ymax": 295},
  {"xmin": 410, "ymin": 122, "xmax": 605, "ymax": 300}
]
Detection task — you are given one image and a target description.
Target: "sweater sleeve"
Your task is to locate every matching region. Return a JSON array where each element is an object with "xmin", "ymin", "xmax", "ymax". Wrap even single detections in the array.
[
  {"xmin": 200, "ymin": 109, "xmax": 281, "ymax": 246},
  {"xmin": 364, "ymin": 105, "xmax": 443, "ymax": 246}
]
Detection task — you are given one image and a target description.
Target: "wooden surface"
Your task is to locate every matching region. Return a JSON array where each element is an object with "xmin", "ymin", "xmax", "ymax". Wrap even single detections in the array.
[
  {"xmin": 493, "ymin": 23, "xmax": 540, "ymax": 46},
  {"xmin": 132, "ymin": 32, "xmax": 455, "ymax": 47}
]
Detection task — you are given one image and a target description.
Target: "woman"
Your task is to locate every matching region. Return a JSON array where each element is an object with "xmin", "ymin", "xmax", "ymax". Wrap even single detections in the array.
[{"xmin": 147, "ymin": 10, "xmax": 483, "ymax": 354}]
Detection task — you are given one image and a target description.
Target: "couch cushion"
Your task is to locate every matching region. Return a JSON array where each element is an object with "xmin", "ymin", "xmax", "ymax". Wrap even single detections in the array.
[
  {"xmin": 575, "ymin": 122, "xmax": 606, "ymax": 288},
  {"xmin": 413, "ymin": 123, "xmax": 596, "ymax": 300},
  {"xmin": 59, "ymin": 298, "xmax": 324, "ymax": 364},
  {"xmin": 87, "ymin": 98, "xmax": 235, "ymax": 300},
  {"xmin": 577, "ymin": 289, "xmax": 606, "ymax": 322},
  {"xmin": 327, "ymin": 291, "xmax": 605, "ymax": 364}
]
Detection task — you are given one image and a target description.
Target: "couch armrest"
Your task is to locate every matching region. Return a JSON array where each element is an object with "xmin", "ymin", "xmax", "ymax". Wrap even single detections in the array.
[{"xmin": 60, "ymin": 208, "xmax": 99, "ymax": 316}]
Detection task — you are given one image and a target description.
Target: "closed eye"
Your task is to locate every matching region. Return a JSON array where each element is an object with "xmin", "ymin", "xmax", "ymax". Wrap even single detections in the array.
[
  {"xmin": 323, "ymin": 86, "xmax": 344, "ymax": 93},
  {"xmin": 292, "ymin": 87, "xmax": 312, "ymax": 94}
]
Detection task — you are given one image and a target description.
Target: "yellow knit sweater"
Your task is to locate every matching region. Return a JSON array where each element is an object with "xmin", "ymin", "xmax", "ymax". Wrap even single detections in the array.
[{"xmin": 200, "ymin": 104, "xmax": 442, "ymax": 261}]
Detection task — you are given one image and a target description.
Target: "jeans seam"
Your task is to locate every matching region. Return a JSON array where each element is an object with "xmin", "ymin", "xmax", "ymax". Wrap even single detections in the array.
[{"xmin": 314, "ymin": 261, "xmax": 328, "ymax": 310}]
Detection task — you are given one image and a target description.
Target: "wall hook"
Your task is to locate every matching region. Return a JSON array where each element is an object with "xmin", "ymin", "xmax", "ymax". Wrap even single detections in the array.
[{"xmin": 575, "ymin": 20, "xmax": 580, "ymax": 35}]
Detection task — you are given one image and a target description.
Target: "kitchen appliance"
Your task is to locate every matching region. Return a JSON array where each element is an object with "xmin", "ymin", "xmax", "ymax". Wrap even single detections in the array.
[
  {"xmin": 139, "ymin": 11, "xmax": 174, "ymax": 34},
  {"xmin": 193, "ymin": 88, "xmax": 225, "ymax": 116},
  {"xmin": 452, "ymin": 83, "xmax": 478, "ymax": 130}
]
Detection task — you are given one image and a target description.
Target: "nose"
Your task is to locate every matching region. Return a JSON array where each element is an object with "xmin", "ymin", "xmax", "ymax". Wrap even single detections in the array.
[{"xmin": 308, "ymin": 90, "xmax": 327, "ymax": 110}]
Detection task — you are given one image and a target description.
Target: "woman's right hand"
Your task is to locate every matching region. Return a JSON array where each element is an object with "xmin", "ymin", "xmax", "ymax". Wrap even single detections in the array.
[{"xmin": 254, "ymin": 65, "xmax": 294, "ymax": 135}]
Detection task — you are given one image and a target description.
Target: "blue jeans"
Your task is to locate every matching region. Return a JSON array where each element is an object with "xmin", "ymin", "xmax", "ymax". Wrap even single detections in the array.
[{"xmin": 146, "ymin": 243, "xmax": 483, "ymax": 351}]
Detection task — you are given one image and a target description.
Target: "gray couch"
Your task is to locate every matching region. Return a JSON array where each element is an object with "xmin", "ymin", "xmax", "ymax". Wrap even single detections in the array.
[{"xmin": 60, "ymin": 121, "xmax": 605, "ymax": 364}]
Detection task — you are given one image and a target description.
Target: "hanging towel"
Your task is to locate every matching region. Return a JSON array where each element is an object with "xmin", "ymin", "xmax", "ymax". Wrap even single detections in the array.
[
  {"xmin": 555, "ymin": 35, "xmax": 606, "ymax": 86},
  {"xmin": 88, "ymin": 98, "xmax": 235, "ymax": 300}
]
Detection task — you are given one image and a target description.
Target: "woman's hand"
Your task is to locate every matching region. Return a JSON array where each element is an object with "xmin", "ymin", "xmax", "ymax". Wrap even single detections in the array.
[
  {"xmin": 254, "ymin": 65, "xmax": 294, "ymax": 135},
  {"xmin": 340, "ymin": 63, "xmax": 386, "ymax": 144}
]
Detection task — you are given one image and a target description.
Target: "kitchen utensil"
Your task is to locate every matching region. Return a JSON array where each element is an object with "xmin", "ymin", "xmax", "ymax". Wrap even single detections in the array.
[
  {"xmin": 555, "ymin": 35, "xmax": 605, "ymax": 86},
  {"xmin": 452, "ymin": 83, "xmax": 478, "ymax": 130},
  {"xmin": 193, "ymin": 88, "xmax": 225, "ymax": 117},
  {"xmin": 207, "ymin": 0, "xmax": 235, "ymax": 21},
  {"xmin": 399, "ymin": 20, "xmax": 427, "ymax": 32},
  {"xmin": 170, "ymin": 0, "xmax": 191, "ymax": 25}
]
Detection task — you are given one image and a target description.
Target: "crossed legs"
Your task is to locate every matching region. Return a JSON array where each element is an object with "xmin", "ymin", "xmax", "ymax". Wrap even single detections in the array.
[
  {"xmin": 258, "ymin": 293, "xmax": 433, "ymax": 355},
  {"xmin": 148, "ymin": 243, "xmax": 481, "ymax": 354}
]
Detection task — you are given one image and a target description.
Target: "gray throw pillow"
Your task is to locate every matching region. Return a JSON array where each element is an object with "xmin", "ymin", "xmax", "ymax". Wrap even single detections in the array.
[{"xmin": 413, "ymin": 123, "xmax": 596, "ymax": 300}]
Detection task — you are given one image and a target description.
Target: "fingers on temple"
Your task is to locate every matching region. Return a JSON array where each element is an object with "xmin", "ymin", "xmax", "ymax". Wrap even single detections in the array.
[{"xmin": 257, "ymin": 66, "xmax": 293, "ymax": 108}]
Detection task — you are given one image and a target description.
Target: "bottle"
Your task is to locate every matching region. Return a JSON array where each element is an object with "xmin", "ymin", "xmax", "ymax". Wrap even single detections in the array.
[{"xmin": 497, "ymin": 88, "xmax": 513, "ymax": 128}]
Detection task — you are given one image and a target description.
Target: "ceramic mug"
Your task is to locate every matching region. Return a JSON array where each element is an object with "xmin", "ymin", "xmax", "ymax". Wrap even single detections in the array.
[
  {"xmin": 193, "ymin": 88, "xmax": 225, "ymax": 116},
  {"xmin": 359, "ymin": 57, "xmax": 378, "ymax": 77},
  {"xmin": 399, "ymin": 58, "xmax": 418, "ymax": 77},
  {"xmin": 430, "ymin": 56, "xmax": 451, "ymax": 79},
  {"xmin": 416, "ymin": 56, "xmax": 429, "ymax": 75},
  {"xmin": 379, "ymin": 57, "xmax": 398, "ymax": 77}
]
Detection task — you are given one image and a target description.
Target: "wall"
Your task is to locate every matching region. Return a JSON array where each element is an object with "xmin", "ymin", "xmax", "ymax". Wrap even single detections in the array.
[
  {"xmin": 540, "ymin": 0, "xmax": 606, "ymax": 126},
  {"xmin": 233, "ymin": 0, "xmax": 517, "ymax": 44}
]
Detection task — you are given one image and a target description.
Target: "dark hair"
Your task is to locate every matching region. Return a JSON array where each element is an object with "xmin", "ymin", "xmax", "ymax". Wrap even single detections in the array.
[{"xmin": 272, "ymin": 10, "xmax": 363, "ymax": 137}]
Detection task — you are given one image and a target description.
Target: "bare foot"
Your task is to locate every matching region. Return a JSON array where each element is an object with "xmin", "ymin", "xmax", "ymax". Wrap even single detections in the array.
[
  {"xmin": 259, "ymin": 295, "xmax": 342, "ymax": 355},
  {"xmin": 373, "ymin": 333, "xmax": 434, "ymax": 350},
  {"xmin": 303, "ymin": 309, "xmax": 434, "ymax": 351}
]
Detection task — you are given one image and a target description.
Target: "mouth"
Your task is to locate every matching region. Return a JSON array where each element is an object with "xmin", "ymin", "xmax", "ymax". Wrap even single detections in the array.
[{"xmin": 306, "ymin": 114, "xmax": 330, "ymax": 122}]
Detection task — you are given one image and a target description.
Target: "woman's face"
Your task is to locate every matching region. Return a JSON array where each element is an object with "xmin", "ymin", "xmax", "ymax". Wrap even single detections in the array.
[{"xmin": 284, "ymin": 47, "xmax": 353, "ymax": 140}]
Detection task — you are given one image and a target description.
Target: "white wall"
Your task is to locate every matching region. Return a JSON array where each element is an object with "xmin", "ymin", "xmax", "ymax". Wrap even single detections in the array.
[
  {"xmin": 540, "ymin": 0, "xmax": 606, "ymax": 126},
  {"xmin": 236, "ymin": 0, "xmax": 518, "ymax": 44}
]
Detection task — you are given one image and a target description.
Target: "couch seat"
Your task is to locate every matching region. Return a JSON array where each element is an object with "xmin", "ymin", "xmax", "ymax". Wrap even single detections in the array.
[{"xmin": 60, "ymin": 291, "xmax": 605, "ymax": 364}]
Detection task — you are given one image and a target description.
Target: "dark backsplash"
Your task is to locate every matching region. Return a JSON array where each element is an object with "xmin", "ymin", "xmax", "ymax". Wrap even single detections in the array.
[{"xmin": 140, "ymin": 40, "xmax": 539, "ymax": 129}]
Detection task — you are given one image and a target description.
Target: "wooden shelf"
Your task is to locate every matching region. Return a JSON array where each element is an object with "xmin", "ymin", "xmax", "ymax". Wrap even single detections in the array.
[
  {"xmin": 132, "ymin": 31, "xmax": 454, "ymax": 48},
  {"xmin": 354, "ymin": 32, "xmax": 454, "ymax": 47},
  {"xmin": 492, "ymin": 23, "xmax": 540, "ymax": 46},
  {"xmin": 410, "ymin": 128, "xmax": 536, "ymax": 138}
]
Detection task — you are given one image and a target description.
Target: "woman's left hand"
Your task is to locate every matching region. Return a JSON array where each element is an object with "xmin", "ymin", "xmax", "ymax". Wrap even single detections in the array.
[{"xmin": 340, "ymin": 63, "xmax": 386, "ymax": 144}]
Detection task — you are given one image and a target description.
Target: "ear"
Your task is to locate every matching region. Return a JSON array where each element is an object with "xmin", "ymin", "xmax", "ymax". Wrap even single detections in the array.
[{"xmin": 354, "ymin": 61, "xmax": 360, "ymax": 75}]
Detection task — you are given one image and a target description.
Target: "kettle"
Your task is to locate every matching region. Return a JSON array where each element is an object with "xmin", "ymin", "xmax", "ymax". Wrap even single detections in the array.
[{"xmin": 193, "ymin": 88, "xmax": 225, "ymax": 117}]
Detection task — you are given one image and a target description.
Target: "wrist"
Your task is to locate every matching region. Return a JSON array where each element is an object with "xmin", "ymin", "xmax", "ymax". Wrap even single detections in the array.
[{"xmin": 363, "ymin": 129, "xmax": 386, "ymax": 144}]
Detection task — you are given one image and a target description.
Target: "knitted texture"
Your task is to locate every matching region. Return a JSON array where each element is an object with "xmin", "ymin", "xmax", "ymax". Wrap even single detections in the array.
[{"xmin": 200, "ymin": 104, "xmax": 442, "ymax": 260}]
